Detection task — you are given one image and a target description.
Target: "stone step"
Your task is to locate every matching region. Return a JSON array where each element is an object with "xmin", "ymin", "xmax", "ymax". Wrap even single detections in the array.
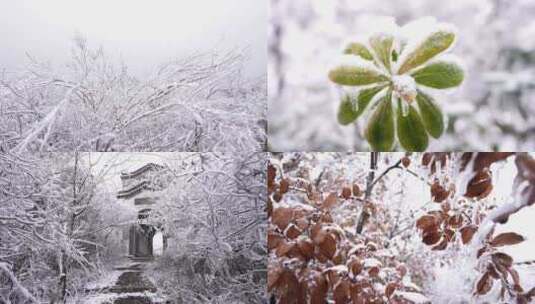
[
  {"xmin": 113, "ymin": 296, "xmax": 153, "ymax": 304},
  {"xmin": 108, "ymin": 271, "xmax": 157, "ymax": 294},
  {"xmin": 128, "ymin": 256, "xmax": 155, "ymax": 262}
]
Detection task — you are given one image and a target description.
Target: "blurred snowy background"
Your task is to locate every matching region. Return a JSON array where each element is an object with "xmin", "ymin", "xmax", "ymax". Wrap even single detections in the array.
[{"xmin": 269, "ymin": 0, "xmax": 535, "ymax": 151}]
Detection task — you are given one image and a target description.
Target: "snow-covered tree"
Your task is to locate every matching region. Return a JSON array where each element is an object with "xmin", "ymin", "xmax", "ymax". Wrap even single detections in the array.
[{"xmin": 0, "ymin": 37, "xmax": 266, "ymax": 153}]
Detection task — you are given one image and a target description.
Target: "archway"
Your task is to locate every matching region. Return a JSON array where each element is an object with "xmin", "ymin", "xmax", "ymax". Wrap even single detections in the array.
[
  {"xmin": 153, "ymin": 231, "xmax": 164, "ymax": 256},
  {"xmin": 128, "ymin": 209, "xmax": 155, "ymax": 258},
  {"xmin": 128, "ymin": 208, "xmax": 167, "ymax": 259}
]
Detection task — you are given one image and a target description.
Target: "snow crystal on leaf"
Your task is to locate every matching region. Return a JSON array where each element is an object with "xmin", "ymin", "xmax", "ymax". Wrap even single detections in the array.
[
  {"xmin": 395, "ymin": 291, "xmax": 431, "ymax": 304},
  {"xmin": 395, "ymin": 21, "xmax": 458, "ymax": 75},
  {"xmin": 332, "ymin": 55, "xmax": 387, "ymax": 76},
  {"xmin": 327, "ymin": 265, "xmax": 349, "ymax": 274},
  {"xmin": 363, "ymin": 258, "xmax": 382, "ymax": 268}
]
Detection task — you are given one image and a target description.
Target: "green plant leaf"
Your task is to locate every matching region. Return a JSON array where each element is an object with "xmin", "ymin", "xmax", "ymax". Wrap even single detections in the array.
[
  {"xmin": 412, "ymin": 60, "xmax": 464, "ymax": 89},
  {"xmin": 329, "ymin": 64, "xmax": 389, "ymax": 86},
  {"xmin": 416, "ymin": 90, "xmax": 444, "ymax": 138},
  {"xmin": 365, "ymin": 91, "xmax": 394, "ymax": 151},
  {"xmin": 344, "ymin": 42, "xmax": 374, "ymax": 60},
  {"xmin": 398, "ymin": 30, "xmax": 455, "ymax": 74},
  {"xmin": 369, "ymin": 34, "xmax": 394, "ymax": 71},
  {"xmin": 337, "ymin": 86, "xmax": 385, "ymax": 125},
  {"xmin": 397, "ymin": 99, "xmax": 429, "ymax": 151}
]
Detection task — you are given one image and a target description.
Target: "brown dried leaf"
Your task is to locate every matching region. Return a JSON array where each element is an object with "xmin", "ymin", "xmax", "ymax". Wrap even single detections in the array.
[
  {"xmin": 268, "ymin": 231, "xmax": 284, "ymax": 250},
  {"xmin": 268, "ymin": 264, "xmax": 283, "ymax": 291},
  {"xmin": 322, "ymin": 192, "xmax": 338, "ymax": 209},
  {"xmin": 464, "ymin": 170, "xmax": 493, "ymax": 199},
  {"xmin": 487, "ymin": 263, "xmax": 500, "ymax": 279},
  {"xmin": 321, "ymin": 212, "xmax": 334, "ymax": 223},
  {"xmin": 348, "ymin": 258, "xmax": 363, "ymax": 276},
  {"xmin": 295, "ymin": 217, "xmax": 309, "ymax": 231},
  {"xmin": 386, "ymin": 282, "xmax": 397, "ymax": 298},
  {"xmin": 462, "ymin": 152, "xmax": 514, "ymax": 171},
  {"xmin": 460, "ymin": 225, "xmax": 478, "ymax": 244},
  {"xmin": 296, "ymin": 238, "xmax": 314, "ymax": 260},
  {"xmin": 431, "ymin": 181, "xmax": 450, "ymax": 202},
  {"xmin": 285, "ymin": 224, "xmax": 302, "ymax": 239},
  {"xmin": 368, "ymin": 266, "xmax": 380, "ymax": 277},
  {"xmin": 431, "ymin": 237, "xmax": 448, "ymax": 250},
  {"xmin": 310, "ymin": 272, "xmax": 328, "ymax": 304},
  {"xmin": 490, "ymin": 232, "xmax": 525, "ymax": 247},
  {"xmin": 397, "ymin": 264, "xmax": 407, "ymax": 277},
  {"xmin": 515, "ymin": 154, "xmax": 535, "ymax": 207},
  {"xmin": 279, "ymin": 178, "xmax": 290, "ymax": 194},
  {"xmin": 509, "ymin": 268, "xmax": 521, "ymax": 288},
  {"xmin": 272, "ymin": 207, "xmax": 293, "ymax": 230},
  {"xmin": 319, "ymin": 233, "xmax": 337, "ymax": 259},
  {"xmin": 267, "ymin": 164, "xmax": 277, "ymax": 193},
  {"xmin": 352, "ymin": 183, "xmax": 362, "ymax": 197},
  {"xmin": 422, "ymin": 152, "xmax": 450, "ymax": 173},
  {"xmin": 448, "ymin": 214, "xmax": 463, "ymax": 228},
  {"xmin": 341, "ymin": 187, "xmax": 352, "ymax": 199},
  {"xmin": 416, "ymin": 215, "xmax": 439, "ymax": 231},
  {"xmin": 278, "ymin": 270, "xmax": 301, "ymax": 304},
  {"xmin": 476, "ymin": 247, "xmax": 487, "ymax": 258},
  {"xmin": 275, "ymin": 240, "xmax": 295, "ymax": 257},
  {"xmin": 333, "ymin": 279, "xmax": 350, "ymax": 304},
  {"xmin": 476, "ymin": 272, "xmax": 493, "ymax": 295},
  {"xmin": 492, "ymin": 252, "xmax": 514, "ymax": 268},
  {"xmin": 422, "ymin": 230, "xmax": 441, "ymax": 245},
  {"xmin": 311, "ymin": 223, "xmax": 322, "ymax": 241},
  {"xmin": 401, "ymin": 156, "xmax": 411, "ymax": 168},
  {"xmin": 267, "ymin": 196, "xmax": 273, "ymax": 218}
]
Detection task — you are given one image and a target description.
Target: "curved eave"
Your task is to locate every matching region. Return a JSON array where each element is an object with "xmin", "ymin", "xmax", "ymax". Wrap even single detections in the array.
[
  {"xmin": 120, "ymin": 163, "xmax": 165, "ymax": 180},
  {"xmin": 117, "ymin": 181, "xmax": 155, "ymax": 199}
]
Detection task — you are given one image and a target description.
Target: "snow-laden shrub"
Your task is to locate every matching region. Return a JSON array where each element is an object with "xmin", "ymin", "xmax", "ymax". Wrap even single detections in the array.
[
  {"xmin": 150, "ymin": 250, "xmax": 266, "ymax": 304},
  {"xmin": 328, "ymin": 17, "xmax": 464, "ymax": 151}
]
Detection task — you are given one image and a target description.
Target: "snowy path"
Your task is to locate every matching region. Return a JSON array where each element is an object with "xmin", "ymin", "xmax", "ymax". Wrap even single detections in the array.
[{"xmin": 82, "ymin": 262, "xmax": 165, "ymax": 304}]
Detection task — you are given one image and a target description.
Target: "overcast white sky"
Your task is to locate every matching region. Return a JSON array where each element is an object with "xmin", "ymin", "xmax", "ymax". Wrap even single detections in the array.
[{"xmin": 0, "ymin": 0, "xmax": 266, "ymax": 77}]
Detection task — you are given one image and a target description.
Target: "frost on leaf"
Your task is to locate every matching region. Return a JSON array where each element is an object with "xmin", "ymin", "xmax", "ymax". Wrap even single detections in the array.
[{"xmin": 328, "ymin": 17, "xmax": 463, "ymax": 151}]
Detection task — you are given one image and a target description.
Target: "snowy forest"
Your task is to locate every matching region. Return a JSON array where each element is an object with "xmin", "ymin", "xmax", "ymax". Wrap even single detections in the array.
[
  {"xmin": 268, "ymin": 152, "xmax": 535, "ymax": 303},
  {"xmin": 0, "ymin": 152, "xmax": 266, "ymax": 303},
  {"xmin": 269, "ymin": 0, "xmax": 535, "ymax": 151},
  {"xmin": 0, "ymin": 37, "xmax": 266, "ymax": 153}
]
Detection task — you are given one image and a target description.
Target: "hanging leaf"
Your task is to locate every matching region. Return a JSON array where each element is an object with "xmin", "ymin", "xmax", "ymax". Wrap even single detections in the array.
[
  {"xmin": 476, "ymin": 272, "xmax": 493, "ymax": 295},
  {"xmin": 431, "ymin": 181, "xmax": 450, "ymax": 202},
  {"xmin": 337, "ymin": 86, "xmax": 384, "ymax": 125},
  {"xmin": 365, "ymin": 92, "xmax": 395, "ymax": 151},
  {"xmin": 416, "ymin": 91, "xmax": 444, "ymax": 139},
  {"xmin": 490, "ymin": 232, "xmax": 525, "ymax": 247},
  {"xmin": 396, "ymin": 100, "xmax": 429, "ymax": 151},
  {"xmin": 464, "ymin": 170, "xmax": 493, "ymax": 199}
]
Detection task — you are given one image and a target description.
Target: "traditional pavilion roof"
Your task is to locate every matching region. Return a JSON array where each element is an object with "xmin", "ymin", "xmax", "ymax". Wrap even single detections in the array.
[
  {"xmin": 117, "ymin": 180, "xmax": 156, "ymax": 199},
  {"xmin": 120, "ymin": 163, "xmax": 165, "ymax": 180}
]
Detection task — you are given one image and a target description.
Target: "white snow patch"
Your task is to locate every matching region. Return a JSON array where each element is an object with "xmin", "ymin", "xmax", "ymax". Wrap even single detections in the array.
[
  {"xmin": 85, "ymin": 270, "xmax": 121, "ymax": 290},
  {"xmin": 395, "ymin": 291, "xmax": 431, "ymax": 304},
  {"xmin": 363, "ymin": 258, "xmax": 382, "ymax": 268}
]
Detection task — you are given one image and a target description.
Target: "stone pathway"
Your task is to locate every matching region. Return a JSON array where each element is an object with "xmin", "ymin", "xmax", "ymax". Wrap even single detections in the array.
[{"xmin": 83, "ymin": 261, "xmax": 165, "ymax": 304}]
